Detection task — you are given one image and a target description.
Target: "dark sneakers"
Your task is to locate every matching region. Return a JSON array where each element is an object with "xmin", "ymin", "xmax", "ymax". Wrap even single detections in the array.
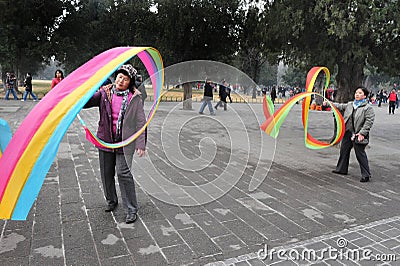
[
  {"xmin": 332, "ymin": 170, "xmax": 348, "ymax": 175},
  {"xmin": 105, "ymin": 204, "xmax": 117, "ymax": 212},
  {"xmin": 360, "ymin": 176, "xmax": 370, "ymax": 182},
  {"xmin": 126, "ymin": 213, "xmax": 137, "ymax": 224}
]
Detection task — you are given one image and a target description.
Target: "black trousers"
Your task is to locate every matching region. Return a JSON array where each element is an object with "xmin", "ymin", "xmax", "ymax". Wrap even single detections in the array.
[
  {"xmin": 389, "ymin": 101, "xmax": 396, "ymax": 114},
  {"xmin": 215, "ymin": 100, "xmax": 227, "ymax": 110},
  {"xmin": 335, "ymin": 130, "xmax": 371, "ymax": 178},
  {"xmin": 227, "ymin": 94, "xmax": 233, "ymax": 103}
]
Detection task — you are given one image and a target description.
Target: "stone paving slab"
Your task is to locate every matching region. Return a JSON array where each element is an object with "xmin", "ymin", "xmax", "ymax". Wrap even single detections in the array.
[{"xmin": 0, "ymin": 100, "xmax": 399, "ymax": 265}]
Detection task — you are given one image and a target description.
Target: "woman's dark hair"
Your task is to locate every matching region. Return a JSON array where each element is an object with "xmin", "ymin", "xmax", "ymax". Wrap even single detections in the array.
[
  {"xmin": 357, "ymin": 86, "xmax": 369, "ymax": 97},
  {"xmin": 55, "ymin": 69, "xmax": 64, "ymax": 79},
  {"xmin": 128, "ymin": 79, "xmax": 135, "ymax": 92},
  {"xmin": 101, "ymin": 78, "xmax": 112, "ymax": 87}
]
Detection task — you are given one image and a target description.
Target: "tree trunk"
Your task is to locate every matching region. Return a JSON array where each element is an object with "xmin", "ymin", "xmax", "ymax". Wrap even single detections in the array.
[
  {"xmin": 335, "ymin": 61, "xmax": 364, "ymax": 103},
  {"xmin": 315, "ymin": 78, "xmax": 325, "ymax": 105},
  {"xmin": 183, "ymin": 82, "xmax": 192, "ymax": 110},
  {"xmin": 251, "ymin": 61, "xmax": 260, "ymax": 99}
]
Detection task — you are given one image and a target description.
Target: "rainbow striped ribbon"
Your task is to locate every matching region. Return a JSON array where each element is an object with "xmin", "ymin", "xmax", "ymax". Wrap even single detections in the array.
[{"xmin": 260, "ymin": 67, "xmax": 345, "ymax": 149}]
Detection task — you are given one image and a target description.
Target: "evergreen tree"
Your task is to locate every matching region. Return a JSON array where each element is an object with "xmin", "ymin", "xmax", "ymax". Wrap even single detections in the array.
[{"xmin": 264, "ymin": 0, "xmax": 400, "ymax": 102}]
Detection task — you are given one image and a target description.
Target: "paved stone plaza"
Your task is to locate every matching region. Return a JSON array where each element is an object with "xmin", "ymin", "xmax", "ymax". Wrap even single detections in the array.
[{"xmin": 0, "ymin": 99, "xmax": 399, "ymax": 265}]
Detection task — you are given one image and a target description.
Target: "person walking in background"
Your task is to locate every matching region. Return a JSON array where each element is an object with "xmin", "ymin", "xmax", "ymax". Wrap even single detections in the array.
[
  {"xmin": 5, "ymin": 72, "xmax": 19, "ymax": 100},
  {"xmin": 215, "ymin": 80, "xmax": 227, "ymax": 111},
  {"xmin": 388, "ymin": 89, "xmax": 397, "ymax": 114},
  {"xmin": 332, "ymin": 86, "xmax": 375, "ymax": 182},
  {"xmin": 226, "ymin": 83, "xmax": 233, "ymax": 103},
  {"xmin": 135, "ymin": 74, "xmax": 147, "ymax": 105},
  {"xmin": 270, "ymin": 86, "xmax": 277, "ymax": 105},
  {"xmin": 84, "ymin": 64, "xmax": 146, "ymax": 224},
  {"xmin": 21, "ymin": 73, "xmax": 38, "ymax": 101},
  {"xmin": 51, "ymin": 69, "xmax": 64, "ymax": 90},
  {"xmin": 396, "ymin": 89, "xmax": 400, "ymax": 109},
  {"xmin": 199, "ymin": 78, "xmax": 215, "ymax": 115},
  {"xmin": 377, "ymin": 89, "xmax": 383, "ymax": 107}
]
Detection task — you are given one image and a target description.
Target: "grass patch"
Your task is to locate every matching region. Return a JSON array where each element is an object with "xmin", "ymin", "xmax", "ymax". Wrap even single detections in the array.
[{"xmin": 31, "ymin": 80, "xmax": 52, "ymax": 95}]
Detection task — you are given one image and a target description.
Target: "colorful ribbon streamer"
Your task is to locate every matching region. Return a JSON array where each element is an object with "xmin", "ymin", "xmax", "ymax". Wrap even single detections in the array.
[
  {"xmin": 260, "ymin": 67, "xmax": 345, "ymax": 149},
  {"xmin": 0, "ymin": 119, "xmax": 12, "ymax": 159},
  {"xmin": 0, "ymin": 47, "xmax": 164, "ymax": 220},
  {"xmin": 77, "ymin": 90, "xmax": 168, "ymax": 149}
]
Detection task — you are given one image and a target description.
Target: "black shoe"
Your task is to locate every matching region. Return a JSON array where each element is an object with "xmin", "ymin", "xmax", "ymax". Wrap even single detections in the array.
[
  {"xmin": 105, "ymin": 204, "xmax": 117, "ymax": 212},
  {"xmin": 126, "ymin": 213, "xmax": 137, "ymax": 224},
  {"xmin": 360, "ymin": 176, "xmax": 370, "ymax": 182},
  {"xmin": 332, "ymin": 170, "xmax": 348, "ymax": 175}
]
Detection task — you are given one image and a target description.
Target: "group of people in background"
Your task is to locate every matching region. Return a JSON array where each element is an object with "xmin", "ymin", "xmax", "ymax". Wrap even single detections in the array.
[
  {"xmin": 377, "ymin": 88, "xmax": 399, "ymax": 114},
  {"xmin": 199, "ymin": 79, "xmax": 233, "ymax": 115},
  {"xmin": 262, "ymin": 85, "xmax": 307, "ymax": 100},
  {"xmin": 4, "ymin": 69, "xmax": 64, "ymax": 101}
]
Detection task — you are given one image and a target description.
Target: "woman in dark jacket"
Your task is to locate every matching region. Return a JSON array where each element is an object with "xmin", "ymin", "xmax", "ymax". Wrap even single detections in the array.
[
  {"xmin": 270, "ymin": 86, "xmax": 277, "ymax": 105},
  {"xmin": 22, "ymin": 73, "xmax": 38, "ymax": 101},
  {"xmin": 215, "ymin": 80, "xmax": 228, "ymax": 111},
  {"xmin": 84, "ymin": 64, "xmax": 146, "ymax": 223},
  {"xmin": 332, "ymin": 86, "xmax": 375, "ymax": 182}
]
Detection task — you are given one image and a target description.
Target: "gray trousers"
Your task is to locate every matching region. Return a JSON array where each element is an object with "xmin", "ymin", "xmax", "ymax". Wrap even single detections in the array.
[
  {"xmin": 335, "ymin": 130, "xmax": 371, "ymax": 178},
  {"xmin": 99, "ymin": 150, "xmax": 138, "ymax": 214}
]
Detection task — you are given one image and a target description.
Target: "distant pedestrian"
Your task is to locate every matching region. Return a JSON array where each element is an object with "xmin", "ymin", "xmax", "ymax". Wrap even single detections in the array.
[
  {"xmin": 270, "ymin": 86, "xmax": 277, "ymax": 105},
  {"xmin": 21, "ymin": 73, "xmax": 38, "ymax": 101},
  {"xmin": 5, "ymin": 72, "xmax": 18, "ymax": 100},
  {"xmin": 215, "ymin": 80, "xmax": 227, "ymax": 111},
  {"xmin": 199, "ymin": 79, "xmax": 215, "ymax": 115},
  {"xmin": 135, "ymin": 75, "xmax": 147, "ymax": 105},
  {"xmin": 226, "ymin": 83, "xmax": 233, "ymax": 103},
  {"xmin": 377, "ymin": 89, "xmax": 383, "ymax": 107},
  {"xmin": 388, "ymin": 89, "xmax": 397, "ymax": 114},
  {"xmin": 326, "ymin": 87, "xmax": 334, "ymax": 101},
  {"xmin": 332, "ymin": 86, "xmax": 375, "ymax": 182},
  {"xmin": 51, "ymin": 69, "xmax": 64, "ymax": 90}
]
